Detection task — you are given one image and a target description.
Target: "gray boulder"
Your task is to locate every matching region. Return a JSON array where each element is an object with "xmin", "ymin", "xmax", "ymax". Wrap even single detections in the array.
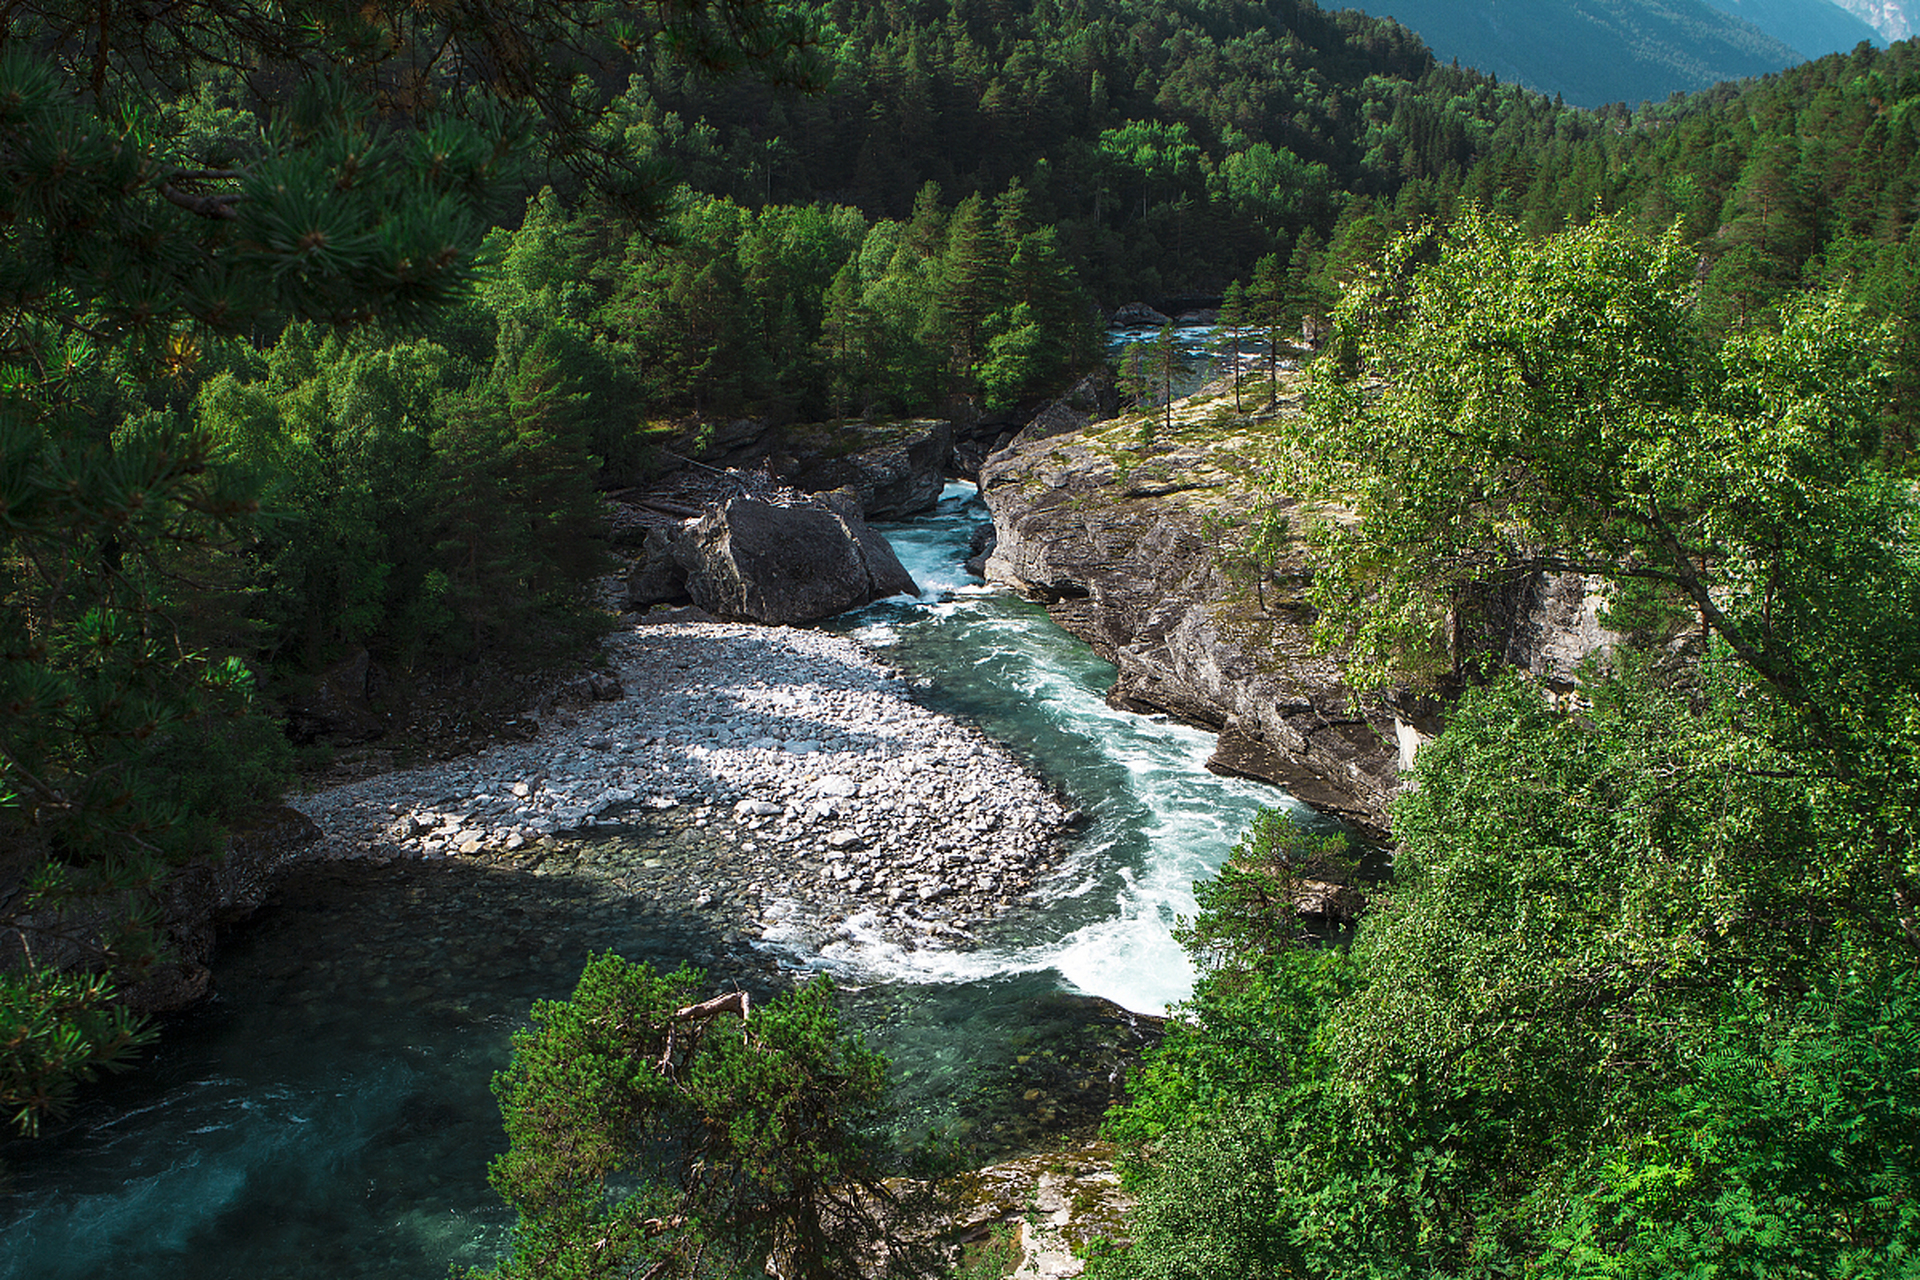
[
  {"xmin": 781, "ymin": 419, "xmax": 954, "ymax": 519},
  {"xmin": 674, "ymin": 494, "xmax": 917, "ymax": 625},
  {"xmin": 625, "ymin": 526, "xmax": 690, "ymax": 610},
  {"xmin": 1111, "ymin": 301, "xmax": 1174, "ymax": 328}
]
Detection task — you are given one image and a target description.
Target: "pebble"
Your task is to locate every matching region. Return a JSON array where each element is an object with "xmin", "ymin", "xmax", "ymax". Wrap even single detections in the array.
[{"xmin": 289, "ymin": 622, "xmax": 1074, "ymax": 955}]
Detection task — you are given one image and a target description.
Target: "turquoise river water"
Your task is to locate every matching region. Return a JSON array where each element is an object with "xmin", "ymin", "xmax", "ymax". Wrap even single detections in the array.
[{"xmin": 0, "ymin": 483, "xmax": 1314, "ymax": 1279}]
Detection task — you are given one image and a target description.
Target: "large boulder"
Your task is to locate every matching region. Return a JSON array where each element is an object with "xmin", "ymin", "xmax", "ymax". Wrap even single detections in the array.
[
  {"xmin": 673, "ymin": 492, "xmax": 917, "ymax": 625},
  {"xmin": 1110, "ymin": 301, "xmax": 1173, "ymax": 328}
]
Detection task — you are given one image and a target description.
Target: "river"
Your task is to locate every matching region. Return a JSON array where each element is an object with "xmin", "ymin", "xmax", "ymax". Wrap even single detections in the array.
[{"xmin": 0, "ymin": 483, "xmax": 1311, "ymax": 1279}]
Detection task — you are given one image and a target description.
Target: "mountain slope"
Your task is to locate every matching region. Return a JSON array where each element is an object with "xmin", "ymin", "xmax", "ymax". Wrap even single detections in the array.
[
  {"xmin": 1340, "ymin": 0, "xmax": 1804, "ymax": 105},
  {"xmin": 1829, "ymin": 0, "xmax": 1915, "ymax": 37},
  {"xmin": 1701, "ymin": 0, "xmax": 1884, "ymax": 54}
]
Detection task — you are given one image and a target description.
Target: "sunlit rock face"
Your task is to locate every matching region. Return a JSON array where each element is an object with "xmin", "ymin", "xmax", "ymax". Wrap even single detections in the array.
[{"xmin": 978, "ymin": 380, "xmax": 1402, "ymax": 837}]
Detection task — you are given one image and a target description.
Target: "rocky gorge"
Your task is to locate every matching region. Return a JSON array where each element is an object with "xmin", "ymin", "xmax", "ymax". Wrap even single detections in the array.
[{"xmin": 977, "ymin": 371, "xmax": 1621, "ymax": 839}]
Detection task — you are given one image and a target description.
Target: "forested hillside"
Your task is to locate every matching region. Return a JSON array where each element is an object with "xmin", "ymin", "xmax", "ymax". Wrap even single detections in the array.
[{"xmin": 1092, "ymin": 27, "xmax": 1920, "ymax": 1280}]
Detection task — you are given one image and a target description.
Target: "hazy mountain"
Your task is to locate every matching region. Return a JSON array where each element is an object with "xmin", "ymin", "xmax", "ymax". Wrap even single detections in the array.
[
  {"xmin": 1827, "ymin": 0, "xmax": 1914, "ymax": 38},
  {"xmin": 1700, "ymin": 0, "xmax": 1884, "ymax": 54},
  {"xmin": 1339, "ymin": 0, "xmax": 1825, "ymax": 106}
]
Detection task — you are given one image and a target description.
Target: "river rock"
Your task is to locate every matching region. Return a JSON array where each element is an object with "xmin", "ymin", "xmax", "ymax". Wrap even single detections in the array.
[
  {"xmin": 673, "ymin": 493, "xmax": 917, "ymax": 625},
  {"xmin": 289, "ymin": 622, "xmax": 1076, "ymax": 958}
]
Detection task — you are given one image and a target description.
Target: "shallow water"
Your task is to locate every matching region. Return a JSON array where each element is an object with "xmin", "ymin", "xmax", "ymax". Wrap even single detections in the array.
[{"xmin": 0, "ymin": 482, "xmax": 1306, "ymax": 1279}]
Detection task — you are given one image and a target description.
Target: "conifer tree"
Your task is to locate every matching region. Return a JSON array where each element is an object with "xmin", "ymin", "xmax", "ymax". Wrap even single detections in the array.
[
  {"xmin": 474, "ymin": 956, "xmax": 939, "ymax": 1280},
  {"xmin": 1248, "ymin": 252, "xmax": 1290, "ymax": 395},
  {"xmin": 1214, "ymin": 281, "xmax": 1249, "ymax": 412},
  {"xmin": 1155, "ymin": 320, "xmax": 1179, "ymax": 438},
  {"xmin": 0, "ymin": 0, "xmax": 819, "ymax": 1138}
]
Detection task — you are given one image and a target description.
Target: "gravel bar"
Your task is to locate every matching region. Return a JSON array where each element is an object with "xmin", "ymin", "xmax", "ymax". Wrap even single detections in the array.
[{"xmin": 288, "ymin": 622, "xmax": 1077, "ymax": 957}]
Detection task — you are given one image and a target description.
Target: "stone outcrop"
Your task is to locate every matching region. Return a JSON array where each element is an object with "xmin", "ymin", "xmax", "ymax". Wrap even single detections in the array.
[
  {"xmin": 2, "ymin": 805, "xmax": 320, "ymax": 1014},
  {"xmin": 666, "ymin": 490, "xmax": 917, "ymax": 625},
  {"xmin": 980, "ymin": 381, "xmax": 1404, "ymax": 834},
  {"xmin": 1011, "ymin": 371, "xmax": 1118, "ymax": 451},
  {"xmin": 778, "ymin": 419, "xmax": 954, "ymax": 519},
  {"xmin": 979, "ymin": 376, "xmax": 1622, "ymax": 837},
  {"xmin": 1499, "ymin": 570, "xmax": 1623, "ymax": 690}
]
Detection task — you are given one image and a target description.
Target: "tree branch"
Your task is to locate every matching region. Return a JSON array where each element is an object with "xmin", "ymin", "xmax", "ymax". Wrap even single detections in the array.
[{"xmin": 157, "ymin": 182, "xmax": 240, "ymax": 221}]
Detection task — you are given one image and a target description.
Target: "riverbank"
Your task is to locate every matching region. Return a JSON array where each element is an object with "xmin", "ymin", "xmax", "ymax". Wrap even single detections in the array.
[{"xmin": 288, "ymin": 619, "xmax": 1077, "ymax": 962}]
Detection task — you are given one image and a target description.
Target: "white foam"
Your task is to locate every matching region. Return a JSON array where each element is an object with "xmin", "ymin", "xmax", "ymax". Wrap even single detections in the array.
[{"xmin": 796, "ymin": 482, "xmax": 1300, "ymax": 1015}]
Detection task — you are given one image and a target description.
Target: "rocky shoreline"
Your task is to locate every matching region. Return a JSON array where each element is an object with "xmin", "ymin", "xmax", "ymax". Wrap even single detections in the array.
[
  {"xmin": 979, "ymin": 375, "xmax": 1408, "ymax": 837},
  {"xmin": 288, "ymin": 620, "xmax": 1077, "ymax": 963}
]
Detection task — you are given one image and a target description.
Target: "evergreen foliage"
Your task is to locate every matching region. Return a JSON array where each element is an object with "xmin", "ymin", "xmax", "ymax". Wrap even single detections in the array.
[
  {"xmin": 473, "ymin": 955, "xmax": 936, "ymax": 1280},
  {"xmin": 0, "ymin": 0, "xmax": 809, "ymax": 1138},
  {"xmin": 1102, "ymin": 210, "xmax": 1920, "ymax": 1280}
]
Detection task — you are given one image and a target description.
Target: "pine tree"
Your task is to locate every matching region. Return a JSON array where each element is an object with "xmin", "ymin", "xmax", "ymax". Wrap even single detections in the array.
[
  {"xmin": 1155, "ymin": 320, "xmax": 1178, "ymax": 438},
  {"xmin": 1248, "ymin": 252, "xmax": 1289, "ymax": 396},
  {"xmin": 0, "ymin": 0, "xmax": 819, "ymax": 1138},
  {"xmin": 1215, "ymin": 280, "xmax": 1249, "ymax": 412},
  {"xmin": 474, "ymin": 956, "xmax": 940, "ymax": 1280}
]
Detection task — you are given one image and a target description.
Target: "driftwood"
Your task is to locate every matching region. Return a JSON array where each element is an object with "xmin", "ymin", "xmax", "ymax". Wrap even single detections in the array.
[
  {"xmin": 656, "ymin": 990, "xmax": 753, "ymax": 1074},
  {"xmin": 637, "ymin": 498, "xmax": 706, "ymax": 519},
  {"xmin": 675, "ymin": 989, "xmax": 750, "ymax": 1022}
]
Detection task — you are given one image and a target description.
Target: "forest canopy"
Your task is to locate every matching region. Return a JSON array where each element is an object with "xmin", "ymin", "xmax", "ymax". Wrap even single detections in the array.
[{"xmin": 4, "ymin": 5, "xmax": 1920, "ymax": 1277}]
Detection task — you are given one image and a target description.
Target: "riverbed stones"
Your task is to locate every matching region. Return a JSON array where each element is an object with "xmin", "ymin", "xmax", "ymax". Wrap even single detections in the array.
[{"xmin": 289, "ymin": 621, "xmax": 1074, "ymax": 958}]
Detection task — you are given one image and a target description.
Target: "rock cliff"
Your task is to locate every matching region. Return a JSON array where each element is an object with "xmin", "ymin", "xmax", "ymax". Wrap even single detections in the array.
[
  {"xmin": 980, "ymin": 377, "xmax": 1622, "ymax": 837},
  {"xmin": 981, "ymin": 381, "xmax": 1405, "ymax": 836}
]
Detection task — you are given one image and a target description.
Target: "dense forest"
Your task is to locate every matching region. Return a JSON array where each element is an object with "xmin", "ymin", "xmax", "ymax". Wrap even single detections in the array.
[{"xmin": 4, "ymin": 0, "xmax": 1920, "ymax": 1275}]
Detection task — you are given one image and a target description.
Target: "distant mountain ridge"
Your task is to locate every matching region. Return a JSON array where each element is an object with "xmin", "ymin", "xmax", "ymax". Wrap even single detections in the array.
[
  {"xmin": 1701, "ymin": 0, "xmax": 1883, "ymax": 55},
  {"xmin": 1341, "ymin": 0, "xmax": 1878, "ymax": 107},
  {"xmin": 1829, "ymin": 0, "xmax": 1913, "ymax": 39}
]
